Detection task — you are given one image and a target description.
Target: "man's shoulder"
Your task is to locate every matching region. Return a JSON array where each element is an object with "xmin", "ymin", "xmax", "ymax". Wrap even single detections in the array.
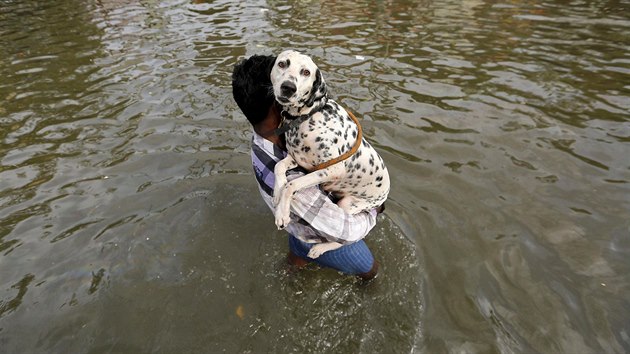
[{"xmin": 252, "ymin": 132, "xmax": 286, "ymax": 161}]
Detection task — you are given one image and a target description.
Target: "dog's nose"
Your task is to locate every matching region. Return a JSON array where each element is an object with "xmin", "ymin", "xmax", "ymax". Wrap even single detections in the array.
[{"xmin": 280, "ymin": 81, "xmax": 297, "ymax": 97}]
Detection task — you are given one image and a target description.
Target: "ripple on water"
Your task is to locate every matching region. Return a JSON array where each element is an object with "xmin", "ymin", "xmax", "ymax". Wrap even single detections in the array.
[{"xmin": 1, "ymin": 0, "xmax": 630, "ymax": 353}]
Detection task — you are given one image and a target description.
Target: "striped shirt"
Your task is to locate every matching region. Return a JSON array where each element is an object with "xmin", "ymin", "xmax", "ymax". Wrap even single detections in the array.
[{"xmin": 251, "ymin": 131, "xmax": 377, "ymax": 244}]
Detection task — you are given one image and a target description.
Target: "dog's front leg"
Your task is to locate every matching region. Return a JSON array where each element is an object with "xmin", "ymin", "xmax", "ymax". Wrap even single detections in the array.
[
  {"xmin": 275, "ymin": 164, "xmax": 344, "ymax": 229},
  {"xmin": 273, "ymin": 155, "xmax": 298, "ymax": 206},
  {"xmin": 307, "ymin": 242, "xmax": 343, "ymax": 259}
]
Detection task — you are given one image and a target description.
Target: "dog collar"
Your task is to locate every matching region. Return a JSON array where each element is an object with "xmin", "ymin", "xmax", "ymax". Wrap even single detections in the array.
[
  {"xmin": 274, "ymin": 112, "xmax": 309, "ymax": 136},
  {"xmin": 274, "ymin": 104, "xmax": 325, "ymax": 136}
]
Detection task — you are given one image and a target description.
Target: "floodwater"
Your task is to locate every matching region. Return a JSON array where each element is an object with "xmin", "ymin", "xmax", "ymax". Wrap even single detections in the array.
[{"xmin": 1, "ymin": 0, "xmax": 629, "ymax": 352}]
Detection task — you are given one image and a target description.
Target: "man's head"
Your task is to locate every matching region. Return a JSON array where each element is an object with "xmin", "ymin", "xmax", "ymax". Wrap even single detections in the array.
[
  {"xmin": 270, "ymin": 50, "xmax": 327, "ymax": 115},
  {"xmin": 232, "ymin": 54, "xmax": 277, "ymax": 126}
]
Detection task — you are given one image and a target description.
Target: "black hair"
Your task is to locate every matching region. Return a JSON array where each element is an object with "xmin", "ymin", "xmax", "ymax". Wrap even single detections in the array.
[{"xmin": 231, "ymin": 54, "xmax": 277, "ymax": 126}]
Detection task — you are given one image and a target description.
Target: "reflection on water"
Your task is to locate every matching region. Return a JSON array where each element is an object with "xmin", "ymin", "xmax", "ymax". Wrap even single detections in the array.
[{"xmin": 1, "ymin": 0, "xmax": 629, "ymax": 352}]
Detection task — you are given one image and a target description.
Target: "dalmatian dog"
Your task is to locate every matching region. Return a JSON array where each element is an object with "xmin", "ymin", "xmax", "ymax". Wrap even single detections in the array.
[{"xmin": 271, "ymin": 50, "xmax": 390, "ymax": 258}]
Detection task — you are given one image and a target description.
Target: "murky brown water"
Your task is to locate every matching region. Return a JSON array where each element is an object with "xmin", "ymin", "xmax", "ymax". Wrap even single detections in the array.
[{"xmin": 1, "ymin": 0, "xmax": 629, "ymax": 352}]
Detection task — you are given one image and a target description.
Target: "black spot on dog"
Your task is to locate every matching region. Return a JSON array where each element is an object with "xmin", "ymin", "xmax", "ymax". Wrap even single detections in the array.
[{"xmin": 304, "ymin": 69, "xmax": 327, "ymax": 108}]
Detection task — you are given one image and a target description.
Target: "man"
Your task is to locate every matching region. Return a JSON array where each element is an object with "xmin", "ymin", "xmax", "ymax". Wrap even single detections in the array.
[{"xmin": 231, "ymin": 54, "xmax": 380, "ymax": 280}]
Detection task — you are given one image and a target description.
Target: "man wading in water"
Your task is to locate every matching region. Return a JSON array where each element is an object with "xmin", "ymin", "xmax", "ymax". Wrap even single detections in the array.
[{"xmin": 231, "ymin": 54, "xmax": 382, "ymax": 280}]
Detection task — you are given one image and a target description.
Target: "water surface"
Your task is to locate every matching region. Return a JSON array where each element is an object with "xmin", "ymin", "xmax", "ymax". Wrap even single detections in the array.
[{"xmin": 1, "ymin": 0, "xmax": 629, "ymax": 352}]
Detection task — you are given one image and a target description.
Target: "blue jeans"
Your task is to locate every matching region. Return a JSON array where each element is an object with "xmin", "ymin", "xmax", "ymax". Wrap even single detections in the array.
[{"xmin": 288, "ymin": 235, "xmax": 374, "ymax": 275}]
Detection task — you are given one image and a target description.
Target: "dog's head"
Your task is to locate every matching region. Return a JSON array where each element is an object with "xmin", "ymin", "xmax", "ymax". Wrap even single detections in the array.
[{"xmin": 270, "ymin": 50, "xmax": 327, "ymax": 115}]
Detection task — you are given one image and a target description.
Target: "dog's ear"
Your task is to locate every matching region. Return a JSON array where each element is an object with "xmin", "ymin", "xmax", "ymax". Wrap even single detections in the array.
[
  {"xmin": 266, "ymin": 56, "xmax": 277, "ymax": 75},
  {"xmin": 264, "ymin": 55, "xmax": 277, "ymax": 100},
  {"xmin": 305, "ymin": 69, "xmax": 327, "ymax": 107},
  {"xmin": 313, "ymin": 69, "xmax": 327, "ymax": 97}
]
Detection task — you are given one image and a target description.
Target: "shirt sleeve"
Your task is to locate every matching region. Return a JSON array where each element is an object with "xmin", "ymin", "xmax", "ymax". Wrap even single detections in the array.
[{"xmin": 285, "ymin": 171, "xmax": 378, "ymax": 244}]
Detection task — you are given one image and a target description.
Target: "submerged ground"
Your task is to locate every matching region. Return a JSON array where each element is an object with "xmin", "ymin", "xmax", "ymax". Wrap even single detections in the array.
[{"xmin": 1, "ymin": 0, "xmax": 629, "ymax": 352}]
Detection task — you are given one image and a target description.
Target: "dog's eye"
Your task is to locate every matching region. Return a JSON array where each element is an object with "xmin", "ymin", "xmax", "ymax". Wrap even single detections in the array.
[
  {"xmin": 301, "ymin": 69, "xmax": 310, "ymax": 76},
  {"xmin": 278, "ymin": 61, "xmax": 286, "ymax": 69}
]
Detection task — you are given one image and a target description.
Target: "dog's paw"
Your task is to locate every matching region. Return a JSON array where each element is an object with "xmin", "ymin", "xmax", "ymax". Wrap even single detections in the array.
[
  {"xmin": 275, "ymin": 214, "xmax": 291, "ymax": 230},
  {"xmin": 307, "ymin": 242, "xmax": 343, "ymax": 259},
  {"xmin": 274, "ymin": 206, "xmax": 291, "ymax": 230},
  {"xmin": 307, "ymin": 244, "xmax": 327, "ymax": 259}
]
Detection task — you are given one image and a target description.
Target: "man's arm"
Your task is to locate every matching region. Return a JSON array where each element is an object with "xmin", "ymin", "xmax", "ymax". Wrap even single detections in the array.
[
  {"xmin": 252, "ymin": 138, "xmax": 377, "ymax": 244},
  {"xmin": 254, "ymin": 169, "xmax": 377, "ymax": 244}
]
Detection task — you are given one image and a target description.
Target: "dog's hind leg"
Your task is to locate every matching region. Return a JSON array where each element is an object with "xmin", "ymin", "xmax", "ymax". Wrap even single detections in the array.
[
  {"xmin": 273, "ymin": 155, "xmax": 298, "ymax": 206},
  {"xmin": 336, "ymin": 195, "xmax": 367, "ymax": 215}
]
